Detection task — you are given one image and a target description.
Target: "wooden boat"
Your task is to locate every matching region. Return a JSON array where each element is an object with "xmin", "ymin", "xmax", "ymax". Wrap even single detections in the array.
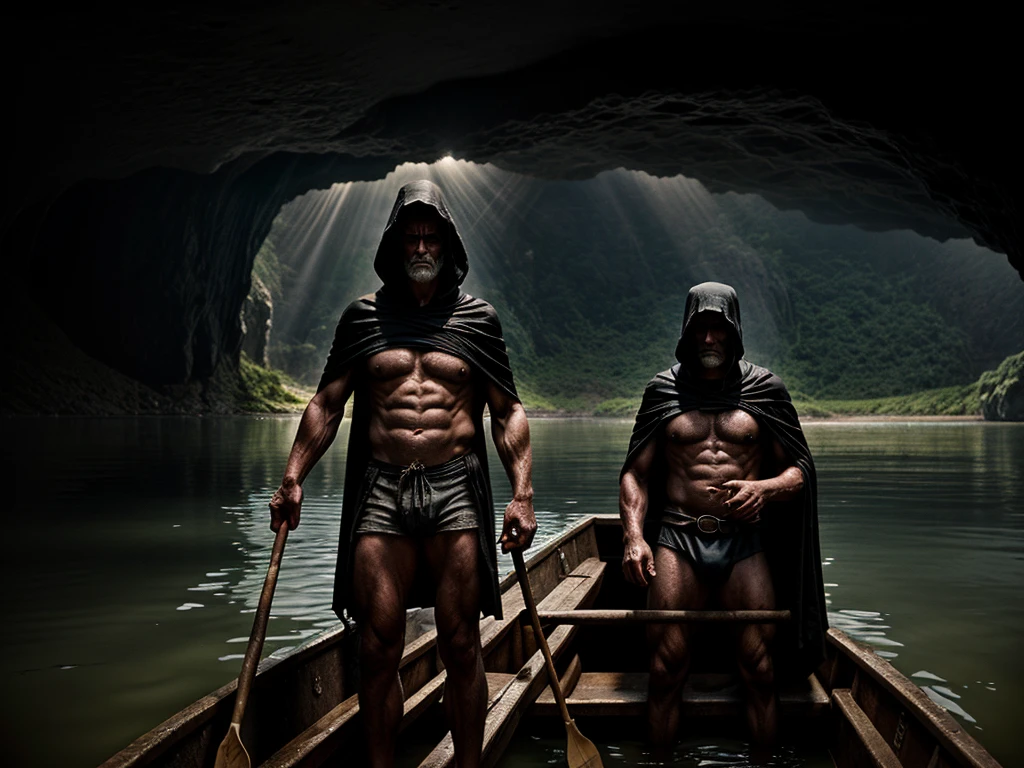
[{"xmin": 100, "ymin": 514, "xmax": 1003, "ymax": 768}]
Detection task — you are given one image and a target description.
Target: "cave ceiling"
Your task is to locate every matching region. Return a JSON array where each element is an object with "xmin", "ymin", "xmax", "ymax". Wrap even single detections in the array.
[
  {"xmin": 4, "ymin": 3, "xmax": 1022, "ymax": 405},
  {"xmin": 8, "ymin": 3, "xmax": 1021, "ymax": 273}
]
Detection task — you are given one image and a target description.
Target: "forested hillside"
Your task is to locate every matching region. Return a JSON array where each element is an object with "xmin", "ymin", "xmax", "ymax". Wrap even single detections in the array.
[{"xmin": 254, "ymin": 164, "xmax": 1023, "ymax": 410}]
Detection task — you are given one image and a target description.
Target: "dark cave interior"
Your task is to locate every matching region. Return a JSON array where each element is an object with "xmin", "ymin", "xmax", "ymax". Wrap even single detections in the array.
[{"xmin": 4, "ymin": 3, "xmax": 1021, "ymax": 412}]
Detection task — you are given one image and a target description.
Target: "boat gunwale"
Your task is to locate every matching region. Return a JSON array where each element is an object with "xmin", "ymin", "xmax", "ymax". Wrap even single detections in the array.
[
  {"xmin": 101, "ymin": 513, "xmax": 1005, "ymax": 768},
  {"xmin": 99, "ymin": 515, "xmax": 604, "ymax": 768},
  {"xmin": 827, "ymin": 627, "xmax": 1001, "ymax": 768}
]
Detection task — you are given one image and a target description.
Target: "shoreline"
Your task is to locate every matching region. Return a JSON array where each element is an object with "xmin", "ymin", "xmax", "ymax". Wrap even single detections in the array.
[
  {"xmin": 799, "ymin": 414, "xmax": 984, "ymax": 423},
  {"xmin": 0, "ymin": 408, "xmax": 996, "ymax": 423},
  {"xmin": 522, "ymin": 411, "xmax": 987, "ymax": 422}
]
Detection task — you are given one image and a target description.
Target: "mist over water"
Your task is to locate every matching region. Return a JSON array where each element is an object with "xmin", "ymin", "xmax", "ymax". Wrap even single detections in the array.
[{"xmin": 3, "ymin": 418, "xmax": 1022, "ymax": 767}]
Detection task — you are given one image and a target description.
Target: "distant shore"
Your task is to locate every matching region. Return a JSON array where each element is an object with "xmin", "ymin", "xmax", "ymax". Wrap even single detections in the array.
[
  {"xmin": 519, "ymin": 409, "xmax": 986, "ymax": 422},
  {"xmin": 799, "ymin": 413, "xmax": 984, "ymax": 423}
]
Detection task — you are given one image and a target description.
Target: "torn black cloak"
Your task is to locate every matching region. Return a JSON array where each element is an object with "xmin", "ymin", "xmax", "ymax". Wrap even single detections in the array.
[
  {"xmin": 317, "ymin": 180, "xmax": 518, "ymax": 621},
  {"xmin": 621, "ymin": 282, "xmax": 828, "ymax": 676}
]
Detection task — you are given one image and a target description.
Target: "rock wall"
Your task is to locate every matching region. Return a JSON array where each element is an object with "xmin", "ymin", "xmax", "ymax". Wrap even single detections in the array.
[
  {"xmin": 5, "ymin": 4, "xmax": 1021, "ymax": 411},
  {"xmin": 23, "ymin": 154, "xmax": 391, "ymax": 392},
  {"xmin": 980, "ymin": 352, "xmax": 1024, "ymax": 422},
  {"xmin": 241, "ymin": 275, "xmax": 273, "ymax": 368}
]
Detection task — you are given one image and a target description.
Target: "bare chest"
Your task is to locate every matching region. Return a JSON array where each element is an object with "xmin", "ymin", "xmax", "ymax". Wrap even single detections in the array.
[
  {"xmin": 366, "ymin": 348, "xmax": 473, "ymax": 388},
  {"xmin": 665, "ymin": 409, "xmax": 760, "ymax": 448}
]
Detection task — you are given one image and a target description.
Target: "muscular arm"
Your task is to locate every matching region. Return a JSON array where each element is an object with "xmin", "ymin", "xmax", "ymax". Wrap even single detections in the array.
[
  {"xmin": 270, "ymin": 371, "xmax": 354, "ymax": 531},
  {"xmin": 712, "ymin": 436, "xmax": 804, "ymax": 521},
  {"xmin": 487, "ymin": 382, "xmax": 536, "ymax": 552},
  {"xmin": 620, "ymin": 438, "xmax": 658, "ymax": 587}
]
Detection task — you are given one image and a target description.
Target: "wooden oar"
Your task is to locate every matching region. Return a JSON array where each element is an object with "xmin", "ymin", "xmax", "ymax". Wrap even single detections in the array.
[
  {"xmin": 214, "ymin": 523, "xmax": 289, "ymax": 768},
  {"xmin": 511, "ymin": 547, "xmax": 604, "ymax": 768}
]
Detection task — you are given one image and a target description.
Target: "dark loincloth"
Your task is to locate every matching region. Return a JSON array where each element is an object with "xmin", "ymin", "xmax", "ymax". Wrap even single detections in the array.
[
  {"xmin": 657, "ymin": 509, "xmax": 763, "ymax": 583},
  {"xmin": 355, "ymin": 454, "xmax": 480, "ymax": 537}
]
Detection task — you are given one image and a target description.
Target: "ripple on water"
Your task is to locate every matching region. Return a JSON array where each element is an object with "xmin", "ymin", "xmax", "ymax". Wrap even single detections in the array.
[{"xmin": 922, "ymin": 687, "xmax": 977, "ymax": 723}]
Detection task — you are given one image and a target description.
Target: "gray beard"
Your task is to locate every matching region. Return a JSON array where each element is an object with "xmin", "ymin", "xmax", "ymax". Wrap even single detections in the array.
[
  {"xmin": 405, "ymin": 255, "xmax": 443, "ymax": 283},
  {"xmin": 699, "ymin": 351, "xmax": 725, "ymax": 369}
]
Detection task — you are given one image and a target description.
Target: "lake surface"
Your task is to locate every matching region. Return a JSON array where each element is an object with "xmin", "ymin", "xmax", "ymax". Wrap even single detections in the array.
[{"xmin": 3, "ymin": 417, "xmax": 1022, "ymax": 767}]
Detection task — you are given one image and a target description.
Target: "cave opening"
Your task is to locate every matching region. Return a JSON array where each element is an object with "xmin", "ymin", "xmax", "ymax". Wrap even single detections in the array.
[
  {"xmin": 6, "ymin": 5, "xmax": 1022, "ymax": 418},
  {"xmin": 4, "ymin": 9, "xmax": 1024, "ymax": 767},
  {"xmin": 241, "ymin": 157, "xmax": 1024, "ymax": 418}
]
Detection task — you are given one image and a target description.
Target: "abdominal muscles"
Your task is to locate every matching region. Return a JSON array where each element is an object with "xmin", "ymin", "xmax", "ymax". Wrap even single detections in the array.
[
  {"xmin": 662, "ymin": 409, "xmax": 762, "ymax": 515},
  {"xmin": 366, "ymin": 349, "xmax": 477, "ymax": 466}
]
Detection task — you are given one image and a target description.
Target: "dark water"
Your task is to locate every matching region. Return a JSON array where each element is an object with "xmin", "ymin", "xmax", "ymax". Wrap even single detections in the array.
[{"xmin": 3, "ymin": 418, "xmax": 1022, "ymax": 767}]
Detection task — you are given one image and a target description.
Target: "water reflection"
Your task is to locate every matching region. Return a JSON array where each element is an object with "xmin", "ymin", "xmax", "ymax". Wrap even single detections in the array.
[{"xmin": 2, "ymin": 418, "xmax": 1022, "ymax": 767}]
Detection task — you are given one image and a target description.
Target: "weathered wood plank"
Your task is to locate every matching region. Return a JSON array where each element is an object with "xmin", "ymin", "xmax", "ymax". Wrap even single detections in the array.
[
  {"xmin": 560, "ymin": 654, "xmax": 583, "ymax": 699},
  {"xmin": 261, "ymin": 557, "xmax": 606, "ymax": 767},
  {"xmin": 260, "ymin": 695, "xmax": 360, "ymax": 768},
  {"xmin": 418, "ymin": 557, "xmax": 606, "ymax": 768},
  {"xmin": 833, "ymin": 688, "xmax": 903, "ymax": 768},
  {"xmin": 418, "ymin": 627, "xmax": 578, "ymax": 768},
  {"xmin": 98, "ymin": 625, "xmax": 352, "ymax": 768},
  {"xmin": 828, "ymin": 629, "xmax": 1001, "ymax": 768},
  {"xmin": 101, "ymin": 518, "xmax": 604, "ymax": 768},
  {"xmin": 530, "ymin": 671, "xmax": 829, "ymax": 719}
]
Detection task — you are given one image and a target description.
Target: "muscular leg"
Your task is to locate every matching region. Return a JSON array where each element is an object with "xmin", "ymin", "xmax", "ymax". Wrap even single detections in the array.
[
  {"xmin": 351, "ymin": 534, "xmax": 419, "ymax": 768},
  {"xmin": 646, "ymin": 545, "xmax": 709, "ymax": 749},
  {"xmin": 423, "ymin": 530, "xmax": 486, "ymax": 768},
  {"xmin": 720, "ymin": 552, "xmax": 778, "ymax": 750}
]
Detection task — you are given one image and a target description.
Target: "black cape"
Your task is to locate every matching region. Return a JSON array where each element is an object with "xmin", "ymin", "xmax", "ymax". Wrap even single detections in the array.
[
  {"xmin": 621, "ymin": 282, "xmax": 828, "ymax": 676},
  {"xmin": 317, "ymin": 180, "xmax": 518, "ymax": 621}
]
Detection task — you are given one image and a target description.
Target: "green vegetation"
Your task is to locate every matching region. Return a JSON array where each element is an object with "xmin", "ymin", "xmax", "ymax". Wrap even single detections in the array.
[
  {"xmin": 978, "ymin": 350, "xmax": 1024, "ymax": 420},
  {"xmin": 592, "ymin": 397, "xmax": 643, "ymax": 417},
  {"xmin": 519, "ymin": 382, "xmax": 986, "ymax": 419},
  {"xmin": 251, "ymin": 171, "xmax": 1023, "ymax": 417},
  {"xmin": 978, "ymin": 350, "xmax": 1023, "ymax": 406},
  {"xmin": 792, "ymin": 382, "xmax": 981, "ymax": 419},
  {"xmin": 236, "ymin": 353, "xmax": 308, "ymax": 413}
]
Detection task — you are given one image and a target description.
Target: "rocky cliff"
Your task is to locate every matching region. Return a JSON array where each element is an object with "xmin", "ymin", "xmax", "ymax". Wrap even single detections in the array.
[{"xmin": 980, "ymin": 352, "xmax": 1024, "ymax": 422}]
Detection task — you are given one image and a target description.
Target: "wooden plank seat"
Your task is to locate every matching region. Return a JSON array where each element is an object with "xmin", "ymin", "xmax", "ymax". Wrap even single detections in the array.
[
  {"xmin": 262, "ymin": 557, "xmax": 606, "ymax": 768},
  {"xmin": 530, "ymin": 671, "xmax": 830, "ymax": 719},
  {"xmin": 418, "ymin": 558, "xmax": 607, "ymax": 768},
  {"xmin": 831, "ymin": 688, "xmax": 903, "ymax": 768}
]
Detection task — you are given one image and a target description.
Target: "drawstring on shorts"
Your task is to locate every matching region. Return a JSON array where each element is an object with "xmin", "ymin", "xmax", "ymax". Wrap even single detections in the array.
[{"xmin": 397, "ymin": 460, "xmax": 434, "ymax": 531}]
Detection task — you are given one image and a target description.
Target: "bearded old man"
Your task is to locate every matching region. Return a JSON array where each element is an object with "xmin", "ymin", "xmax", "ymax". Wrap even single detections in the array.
[
  {"xmin": 269, "ymin": 180, "xmax": 536, "ymax": 768},
  {"xmin": 619, "ymin": 281, "xmax": 827, "ymax": 751}
]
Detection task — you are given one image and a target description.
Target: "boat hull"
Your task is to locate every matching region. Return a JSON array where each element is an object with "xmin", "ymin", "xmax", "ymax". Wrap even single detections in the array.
[{"xmin": 100, "ymin": 515, "xmax": 1002, "ymax": 768}]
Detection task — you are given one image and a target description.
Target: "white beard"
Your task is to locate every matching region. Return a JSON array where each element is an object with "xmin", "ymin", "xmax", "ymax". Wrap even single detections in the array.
[
  {"xmin": 699, "ymin": 350, "xmax": 725, "ymax": 369},
  {"xmin": 405, "ymin": 254, "xmax": 443, "ymax": 283}
]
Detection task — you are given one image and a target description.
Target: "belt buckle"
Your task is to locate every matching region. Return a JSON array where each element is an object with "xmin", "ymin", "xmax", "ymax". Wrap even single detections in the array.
[{"xmin": 696, "ymin": 515, "xmax": 720, "ymax": 534}]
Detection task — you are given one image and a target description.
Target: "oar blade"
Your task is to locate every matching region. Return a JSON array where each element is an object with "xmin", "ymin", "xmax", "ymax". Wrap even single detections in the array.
[
  {"xmin": 214, "ymin": 723, "xmax": 251, "ymax": 768},
  {"xmin": 565, "ymin": 719, "xmax": 604, "ymax": 768}
]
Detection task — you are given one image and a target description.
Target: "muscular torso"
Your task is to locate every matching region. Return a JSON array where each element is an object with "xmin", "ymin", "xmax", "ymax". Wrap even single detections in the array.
[
  {"xmin": 366, "ymin": 348, "xmax": 476, "ymax": 466},
  {"xmin": 663, "ymin": 409, "xmax": 763, "ymax": 515}
]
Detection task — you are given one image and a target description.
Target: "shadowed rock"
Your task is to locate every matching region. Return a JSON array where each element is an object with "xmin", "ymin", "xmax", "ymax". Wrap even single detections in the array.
[{"xmin": 4, "ymin": 3, "xmax": 1021, "ymax": 411}]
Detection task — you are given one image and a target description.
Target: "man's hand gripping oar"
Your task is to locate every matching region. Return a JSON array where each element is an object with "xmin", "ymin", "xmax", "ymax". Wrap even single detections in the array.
[{"xmin": 214, "ymin": 486, "xmax": 296, "ymax": 768}]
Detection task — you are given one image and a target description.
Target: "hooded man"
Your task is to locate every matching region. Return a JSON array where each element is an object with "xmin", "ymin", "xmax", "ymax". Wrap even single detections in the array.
[
  {"xmin": 619, "ymin": 281, "xmax": 827, "ymax": 751},
  {"xmin": 269, "ymin": 180, "xmax": 536, "ymax": 768}
]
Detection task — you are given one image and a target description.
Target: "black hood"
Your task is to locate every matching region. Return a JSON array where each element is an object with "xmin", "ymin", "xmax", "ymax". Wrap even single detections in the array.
[
  {"xmin": 674, "ymin": 281, "xmax": 745, "ymax": 369},
  {"xmin": 373, "ymin": 179, "xmax": 469, "ymax": 291}
]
